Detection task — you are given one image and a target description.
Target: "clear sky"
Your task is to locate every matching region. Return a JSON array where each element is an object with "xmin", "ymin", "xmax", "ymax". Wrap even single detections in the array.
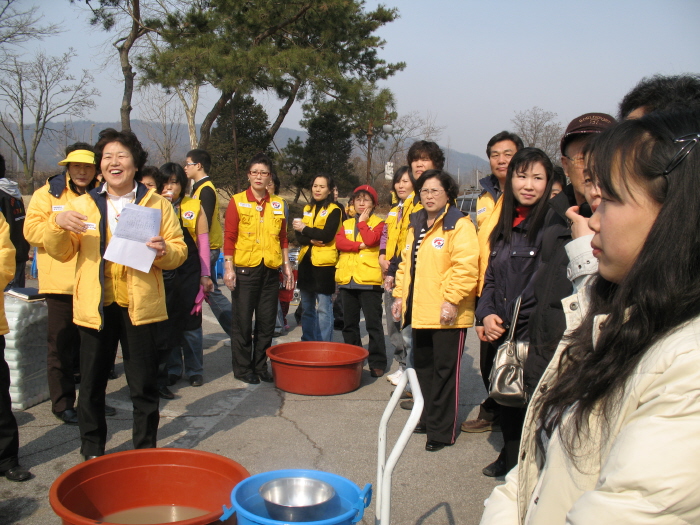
[{"xmin": 15, "ymin": 0, "xmax": 700, "ymax": 159}]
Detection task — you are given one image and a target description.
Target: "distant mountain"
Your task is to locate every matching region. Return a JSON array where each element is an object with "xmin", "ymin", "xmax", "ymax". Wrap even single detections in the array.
[{"xmin": 18, "ymin": 120, "xmax": 488, "ymax": 185}]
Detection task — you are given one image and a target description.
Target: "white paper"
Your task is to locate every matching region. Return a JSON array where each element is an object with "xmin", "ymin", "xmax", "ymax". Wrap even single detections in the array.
[{"xmin": 104, "ymin": 204, "xmax": 161, "ymax": 273}]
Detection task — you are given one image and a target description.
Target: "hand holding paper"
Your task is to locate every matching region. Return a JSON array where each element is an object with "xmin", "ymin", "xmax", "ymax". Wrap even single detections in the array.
[{"xmin": 104, "ymin": 204, "xmax": 162, "ymax": 273}]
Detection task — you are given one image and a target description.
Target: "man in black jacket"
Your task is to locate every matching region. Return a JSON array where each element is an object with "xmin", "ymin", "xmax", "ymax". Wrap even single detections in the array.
[{"xmin": 0, "ymin": 155, "xmax": 29, "ymax": 289}]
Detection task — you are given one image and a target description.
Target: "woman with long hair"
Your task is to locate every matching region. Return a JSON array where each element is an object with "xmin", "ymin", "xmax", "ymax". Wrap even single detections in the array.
[
  {"xmin": 293, "ymin": 175, "xmax": 341, "ymax": 342},
  {"xmin": 476, "ymin": 148, "xmax": 555, "ymax": 477},
  {"xmin": 482, "ymin": 109, "xmax": 700, "ymax": 523}
]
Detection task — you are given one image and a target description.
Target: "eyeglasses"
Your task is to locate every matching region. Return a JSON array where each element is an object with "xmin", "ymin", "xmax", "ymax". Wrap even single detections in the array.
[
  {"xmin": 419, "ymin": 188, "xmax": 445, "ymax": 197},
  {"xmin": 663, "ymin": 133, "xmax": 700, "ymax": 176},
  {"xmin": 563, "ymin": 154, "xmax": 585, "ymax": 167},
  {"xmin": 249, "ymin": 170, "xmax": 270, "ymax": 177},
  {"xmin": 184, "ymin": 162, "xmax": 198, "ymax": 167}
]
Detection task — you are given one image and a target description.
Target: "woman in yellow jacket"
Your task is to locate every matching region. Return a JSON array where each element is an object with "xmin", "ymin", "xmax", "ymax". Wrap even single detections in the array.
[
  {"xmin": 392, "ymin": 169, "xmax": 479, "ymax": 452},
  {"xmin": 335, "ymin": 185, "xmax": 387, "ymax": 377},
  {"xmin": 44, "ymin": 128, "xmax": 187, "ymax": 460},
  {"xmin": 380, "ymin": 165, "xmax": 422, "ymax": 385},
  {"xmin": 293, "ymin": 175, "xmax": 342, "ymax": 342},
  {"xmin": 0, "ymin": 213, "xmax": 32, "ymax": 481},
  {"xmin": 24, "ymin": 143, "xmax": 100, "ymax": 426}
]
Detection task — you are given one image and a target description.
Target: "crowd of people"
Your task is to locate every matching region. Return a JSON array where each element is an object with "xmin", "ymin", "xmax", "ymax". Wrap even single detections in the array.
[{"xmin": 1, "ymin": 72, "xmax": 700, "ymax": 523}]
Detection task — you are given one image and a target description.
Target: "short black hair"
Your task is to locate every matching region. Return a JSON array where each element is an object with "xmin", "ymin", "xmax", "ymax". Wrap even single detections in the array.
[
  {"xmin": 415, "ymin": 169, "xmax": 459, "ymax": 206},
  {"xmin": 486, "ymin": 131, "xmax": 524, "ymax": 158},
  {"xmin": 407, "ymin": 141, "xmax": 445, "ymax": 170},
  {"xmin": 65, "ymin": 142, "xmax": 94, "ymax": 156},
  {"xmin": 137, "ymin": 165, "xmax": 160, "ymax": 185},
  {"xmin": 0, "ymin": 154, "xmax": 5, "ymax": 179},
  {"xmin": 269, "ymin": 170, "xmax": 281, "ymax": 194},
  {"xmin": 618, "ymin": 74, "xmax": 700, "ymax": 119},
  {"xmin": 186, "ymin": 148, "xmax": 212, "ymax": 174},
  {"xmin": 247, "ymin": 152, "xmax": 274, "ymax": 175},
  {"xmin": 157, "ymin": 162, "xmax": 187, "ymax": 197},
  {"xmin": 551, "ymin": 165, "xmax": 567, "ymax": 189},
  {"xmin": 94, "ymin": 128, "xmax": 148, "ymax": 172}
]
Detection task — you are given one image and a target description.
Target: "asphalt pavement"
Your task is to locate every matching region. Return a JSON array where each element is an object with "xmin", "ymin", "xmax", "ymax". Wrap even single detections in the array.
[{"xmin": 0, "ymin": 282, "xmax": 505, "ymax": 525}]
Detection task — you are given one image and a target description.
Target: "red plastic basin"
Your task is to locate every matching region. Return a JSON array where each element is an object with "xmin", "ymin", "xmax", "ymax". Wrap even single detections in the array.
[
  {"xmin": 49, "ymin": 448, "xmax": 250, "ymax": 525},
  {"xmin": 267, "ymin": 342, "xmax": 368, "ymax": 396}
]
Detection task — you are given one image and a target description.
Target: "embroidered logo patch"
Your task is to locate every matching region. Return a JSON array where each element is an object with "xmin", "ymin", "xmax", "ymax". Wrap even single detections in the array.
[
  {"xmin": 183, "ymin": 210, "xmax": 195, "ymax": 221},
  {"xmin": 477, "ymin": 207, "xmax": 487, "ymax": 215},
  {"xmin": 303, "ymin": 211, "xmax": 312, "ymax": 217},
  {"xmin": 320, "ymin": 209, "xmax": 327, "ymax": 217},
  {"xmin": 52, "ymin": 205, "xmax": 64, "ymax": 212},
  {"xmin": 271, "ymin": 201, "xmax": 282, "ymax": 209},
  {"xmin": 239, "ymin": 202, "xmax": 252, "ymax": 208},
  {"xmin": 432, "ymin": 237, "xmax": 445, "ymax": 249},
  {"xmin": 388, "ymin": 211, "xmax": 397, "ymax": 217}
]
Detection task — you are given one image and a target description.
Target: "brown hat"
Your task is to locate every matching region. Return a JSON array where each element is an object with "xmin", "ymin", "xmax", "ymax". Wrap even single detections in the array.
[{"xmin": 560, "ymin": 113, "xmax": 616, "ymax": 155}]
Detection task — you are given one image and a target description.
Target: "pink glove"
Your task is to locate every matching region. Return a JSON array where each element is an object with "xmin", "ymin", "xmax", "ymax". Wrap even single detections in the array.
[{"xmin": 191, "ymin": 285, "xmax": 206, "ymax": 315}]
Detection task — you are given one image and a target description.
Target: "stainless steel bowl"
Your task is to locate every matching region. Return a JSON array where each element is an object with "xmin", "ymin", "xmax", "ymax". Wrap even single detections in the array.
[{"xmin": 259, "ymin": 477, "xmax": 335, "ymax": 522}]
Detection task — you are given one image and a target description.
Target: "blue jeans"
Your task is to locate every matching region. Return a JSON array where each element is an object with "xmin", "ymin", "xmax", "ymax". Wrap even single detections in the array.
[
  {"xmin": 300, "ymin": 290, "xmax": 333, "ymax": 342},
  {"xmin": 208, "ymin": 249, "xmax": 232, "ymax": 336},
  {"xmin": 166, "ymin": 327, "xmax": 204, "ymax": 378}
]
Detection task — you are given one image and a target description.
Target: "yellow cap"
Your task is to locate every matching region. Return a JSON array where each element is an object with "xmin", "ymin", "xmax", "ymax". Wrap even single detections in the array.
[{"xmin": 58, "ymin": 149, "xmax": 95, "ymax": 166}]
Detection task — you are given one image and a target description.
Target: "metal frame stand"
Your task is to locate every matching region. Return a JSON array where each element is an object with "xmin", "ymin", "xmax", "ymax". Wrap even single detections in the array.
[{"xmin": 375, "ymin": 368, "xmax": 423, "ymax": 525}]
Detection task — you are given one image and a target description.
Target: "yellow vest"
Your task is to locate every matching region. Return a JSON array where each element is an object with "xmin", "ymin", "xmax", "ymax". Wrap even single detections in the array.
[
  {"xmin": 335, "ymin": 214, "xmax": 383, "ymax": 286},
  {"xmin": 232, "ymin": 191, "xmax": 284, "ymax": 269},
  {"xmin": 178, "ymin": 196, "xmax": 200, "ymax": 240},
  {"xmin": 298, "ymin": 202, "xmax": 340, "ymax": 267},
  {"xmin": 384, "ymin": 193, "xmax": 423, "ymax": 260},
  {"xmin": 192, "ymin": 179, "xmax": 222, "ymax": 249}
]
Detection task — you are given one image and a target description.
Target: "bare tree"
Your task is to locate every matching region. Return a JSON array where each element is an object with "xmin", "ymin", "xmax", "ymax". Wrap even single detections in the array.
[
  {"xmin": 136, "ymin": 84, "xmax": 184, "ymax": 164},
  {"xmin": 368, "ymin": 111, "xmax": 447, "ymax": 182},
  {"xmin": 0, "ymin": 0, "xmax": 59, "ymax": 51},
  {"xmin": 0, "ymin": 50, "xmax": 99, "ymax": 189},
  {"xmin": 511, "ymin": 106, "xmax": 564, "ymax": 164}
]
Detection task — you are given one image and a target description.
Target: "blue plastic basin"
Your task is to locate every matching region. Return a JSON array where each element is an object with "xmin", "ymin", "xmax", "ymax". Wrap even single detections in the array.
[{"xmin": 220, "ymin": 469, "xmax": 371, "ymax": 525}]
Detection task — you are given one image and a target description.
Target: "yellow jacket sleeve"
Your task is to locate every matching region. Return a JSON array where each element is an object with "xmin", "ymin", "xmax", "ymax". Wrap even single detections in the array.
[
  {"xmin": 44, "ymin": 209, "xmax": 81, "ymax": 264},
  {"xmin": 23, "ymin": 186, "xmax": 52, "ymax": 248},
  {"xmin": 152, "ymin": 197, "xmax": 187, "ymax": 271},
  {"xmin": 0, "ymin": 214, "xmax": 16, "ymax": 288},
  {"xmin": 393, "ymin": 227, "xmax": 413, "ymax": 299},
  {"xmin": 443, "ymin": 217, "xmax": 479, "ymax": 306}
]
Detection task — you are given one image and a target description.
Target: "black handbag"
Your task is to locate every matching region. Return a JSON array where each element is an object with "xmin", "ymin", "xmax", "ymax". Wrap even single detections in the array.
[{"xmin": 488, "ymin": 296, "xmax": 529, "ymax": 407}]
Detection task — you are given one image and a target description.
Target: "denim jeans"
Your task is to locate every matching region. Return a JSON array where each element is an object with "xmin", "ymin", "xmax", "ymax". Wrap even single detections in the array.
[
  {"xmin": 300, "ymin": 290, "xmax": 333, "ymax": 342},
  {"xmin": 166, "ymin": 327, "xmax": 204, "ymax": 378},
  {"xmin": 208, "ymin": 249, "xmax": 232, "ymax": 336}
]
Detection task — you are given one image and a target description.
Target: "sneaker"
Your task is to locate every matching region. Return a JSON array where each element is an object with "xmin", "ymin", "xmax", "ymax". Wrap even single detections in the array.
[
  {"xmin": 386, "ymin": 367, "xmax": 405, "ymax": 386},
  {"xmin": 223, "ymin": 339, "xmax": 231, "ymax": 346},
  {"xmin": 460, "ymin": 418, "xmax": 500, "ymax": 433}
]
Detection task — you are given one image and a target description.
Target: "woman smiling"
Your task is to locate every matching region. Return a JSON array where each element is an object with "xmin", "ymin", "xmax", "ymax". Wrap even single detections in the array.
[{"xmin": 43, "ymin": 128, "xmax": 187, "ymax": 461}]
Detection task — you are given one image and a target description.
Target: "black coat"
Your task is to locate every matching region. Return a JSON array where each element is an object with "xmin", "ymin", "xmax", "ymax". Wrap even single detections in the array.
[
  {"xmin": 521, "ymin": 185, "xmax": 592, "ymax": 397},
  {"xmin": 0, "ymin": 185, "xmax": 29, "ymax": 264},
  {"xmin": 475, "ymin": 212, "xmax": 543, "ymax": 340}
]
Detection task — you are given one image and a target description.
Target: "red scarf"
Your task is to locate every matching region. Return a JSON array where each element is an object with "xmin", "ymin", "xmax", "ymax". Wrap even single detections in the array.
[{"xmin": 513, "ymin": 205, "xmax": 531, "ymax": 227}]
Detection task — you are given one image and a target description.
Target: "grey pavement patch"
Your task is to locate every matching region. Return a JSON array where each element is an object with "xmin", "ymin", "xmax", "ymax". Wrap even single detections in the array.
[
  {"xmin": 275, "ymin": 388, "xmax": 325, "ymax": 469},
  {"xmin": 164, "ymin": 383, "xmax": 260, "ymax": 449}
]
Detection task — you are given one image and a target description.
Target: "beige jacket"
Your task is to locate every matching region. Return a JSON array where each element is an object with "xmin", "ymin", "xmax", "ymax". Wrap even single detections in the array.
[{"xmin": 482, "ymin": 289, "xmax": 700, "ymax": 524}]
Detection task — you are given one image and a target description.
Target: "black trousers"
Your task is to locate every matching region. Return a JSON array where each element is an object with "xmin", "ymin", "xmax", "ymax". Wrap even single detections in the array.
[
  {"xmin": 413, "ymin": 327, "xmax": 466, "ymax": 444},
  {"xmin": 500, "ymin": 404, "xmax": 527, "ymax": 472},
  {"xmin": 340, "ymin": 288, "xmax": 387, "ymax": 371},
  {"xmin": 230, "ymin": 263, "xmax": 279, "ymax": 377},
  {"xmin": 477, "ymin": 339, "xmax": 501, "ymax": 422},
  {"xmin": 0, "ymin": 336, "xmax": 20, "ymax": 472},
  {"xmin": 78, "ymin": 304, "xmax": 159, "ymax": 457},
  {"xmin": 46, "ymin": 294, "xmax": 79, "ymax": 413}
]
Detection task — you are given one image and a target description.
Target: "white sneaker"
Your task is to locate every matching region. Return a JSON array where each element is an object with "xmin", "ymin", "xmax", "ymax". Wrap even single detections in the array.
[{"xmin": 386, "ymin": 367, "xmax": 405, "ymax": 386}]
